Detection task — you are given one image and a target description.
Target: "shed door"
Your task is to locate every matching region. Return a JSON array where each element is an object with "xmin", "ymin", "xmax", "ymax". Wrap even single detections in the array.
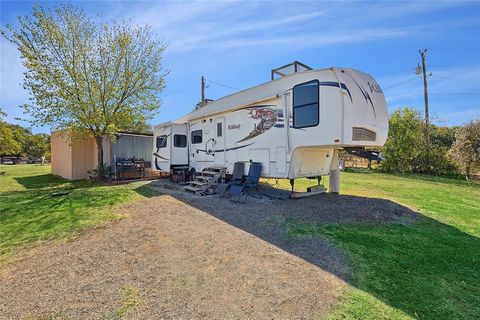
[{"xmin": 214, "ymin": 117, "xmax": 226, "ymax": 165}]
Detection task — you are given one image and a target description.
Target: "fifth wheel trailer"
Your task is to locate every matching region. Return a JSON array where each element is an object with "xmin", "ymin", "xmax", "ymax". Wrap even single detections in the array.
[{"xmin": 152, "ymin": 66, "xmax": 388, "ymax": 192}]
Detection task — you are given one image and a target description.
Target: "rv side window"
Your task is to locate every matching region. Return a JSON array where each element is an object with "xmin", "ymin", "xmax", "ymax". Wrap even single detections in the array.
[
  {"xmin": 217, "ymin": 123, "xmax": 223, "ymax": 137},
  {"xmin": 174, "ymin": 134, "xmax": 187, "ymax": 147},
  {"xmin": 191, "ymin": 130, "xmax": 203, "ymax": 144},
  {"xmin": 293, "ymin": 80, "xmax": 319, "ymax": 128},
  {"xmin": 156, "ymin": 135, "xmax": 167, "ymax": 148}
]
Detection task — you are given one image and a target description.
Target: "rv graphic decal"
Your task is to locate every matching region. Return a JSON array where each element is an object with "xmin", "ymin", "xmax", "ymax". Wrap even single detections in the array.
[
  {"xmin": 153, "ymin": 152, "xmax": 169, "ymax": 161},
  {"xmin": 153, "ymin": 151, "xmax": 169, "ymax": 170},
  {"xmin": 197, "ymin": 142, "xmax": 255, "ymax": 154},
  {"xmin": 342, "ymin": 71, "xmax": 376, "ymax": 117},
  {"xmin": 318, "ymin": 81, "xmax": 353, "ymax": 103},
  {"xmin": 236, "ymin": 106, "xmax": 278, "ymax": 143},
  {"xmin": 228, "ymin": 124, "xmax": 241, "ymax": 130},
  {"xmin": 368, "ymin": 81, "xmax": 383, "ymax": 94}
]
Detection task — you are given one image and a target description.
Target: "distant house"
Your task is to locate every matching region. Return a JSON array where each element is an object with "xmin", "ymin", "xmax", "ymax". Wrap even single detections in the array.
[{"xmin": 51, "ymin": 130, "xmax": 153, "ymax": 180}]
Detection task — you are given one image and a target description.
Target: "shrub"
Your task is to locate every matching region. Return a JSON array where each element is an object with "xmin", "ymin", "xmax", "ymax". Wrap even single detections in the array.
[
  {"xmin": 381, "ymin": 108, "xmax": 459, "ymax": 176},
  {"xmin": 87, "ymin": 164, "xmax": 111, "ymax": 180},
  {"xmin": 381, "ymin": 108, "xmax": 423, "ymax": 173},
  {"xmin": 449, "ymin": 120, "xmax": 480, "ymax": 179}
]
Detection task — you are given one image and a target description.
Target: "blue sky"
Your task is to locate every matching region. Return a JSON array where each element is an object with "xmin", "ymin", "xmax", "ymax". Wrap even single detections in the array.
[{"xmin": 1, "ymin": 0, "xmax": 479, "ymax": 133}]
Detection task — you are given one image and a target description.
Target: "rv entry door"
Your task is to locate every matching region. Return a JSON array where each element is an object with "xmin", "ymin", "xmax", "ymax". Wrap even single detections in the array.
[
  {"xmin": 214, "ymin": 117, "xmax": 226, "ymax": 165},
  {"xmin": 153, "ymin": 126, "xmax": 171, "ymax": 171}
]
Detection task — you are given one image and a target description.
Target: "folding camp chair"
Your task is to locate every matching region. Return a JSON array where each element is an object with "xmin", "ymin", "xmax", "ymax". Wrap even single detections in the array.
[
  {"xmin": 231, "ymin": 161, "xmax": 245, "ymax": 185},
  {"xmin": 229, "ymin": 162, "xmax": 262, "ymax": 203},
  {"xmin": 216, "ymin": 162, "xmax": 245, "ymax": 197}
]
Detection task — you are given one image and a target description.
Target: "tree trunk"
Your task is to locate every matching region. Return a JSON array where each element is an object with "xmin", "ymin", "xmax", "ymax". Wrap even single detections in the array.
[{"xmin": 95, "ymin": 136, "xmax": 104, "ymax": 179}]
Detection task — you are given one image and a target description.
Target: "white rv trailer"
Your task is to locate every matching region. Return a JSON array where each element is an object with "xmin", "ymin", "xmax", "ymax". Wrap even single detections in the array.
[{"xmin": 152, "ymin": 66, "xmax": 388, "ymax": 192}]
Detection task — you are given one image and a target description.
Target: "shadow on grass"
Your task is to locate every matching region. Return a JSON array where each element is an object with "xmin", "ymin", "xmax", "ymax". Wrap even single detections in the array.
[
  {"xmin": 133, "ymin": 184, "xmax": 162, "ymax": 198},
  {"xmin": 14, "ymin": 174, "xmax": 72, "ymax": 189},
  {"xmin": 142, "ymin": 181, "xmax": 480, "ymax": 320},
  {"xmin": 13, "ymin": 174, "xmax": 117, "ymax": 193}
]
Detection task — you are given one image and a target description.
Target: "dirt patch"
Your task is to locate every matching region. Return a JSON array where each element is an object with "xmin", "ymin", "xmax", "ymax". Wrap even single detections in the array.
[
  {"xmin": 282, "ymin": 193, "xmax": 419, "ymax": 225},
  {"xmin": 0, "ymin": 192, "xmax": 345, "ymax": 319},
  {"xmin": 150, "ymin": 180, "xmax": 419, "ymax": 225},
  {"xmin": 1, "ymin": 181, "xmax": 419, "ymax": 319},
  {"xmin": 146, "ymin": 181, "xmax": 418, "ymax": 277}
]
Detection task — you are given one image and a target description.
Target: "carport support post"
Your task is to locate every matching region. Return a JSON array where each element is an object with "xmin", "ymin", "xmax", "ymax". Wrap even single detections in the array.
[{"xmin": 329, "ymin": 151, "xmax": 340, "ymax": 193}]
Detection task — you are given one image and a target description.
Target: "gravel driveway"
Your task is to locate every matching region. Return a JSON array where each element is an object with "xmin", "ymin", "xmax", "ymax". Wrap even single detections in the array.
[{"xmin": 0, "ymin": 181, "xmax": 418, "ymax": 319}]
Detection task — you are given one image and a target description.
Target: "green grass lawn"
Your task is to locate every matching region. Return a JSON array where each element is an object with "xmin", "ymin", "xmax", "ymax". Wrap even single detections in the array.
[
  {"xmin": 0, "ymin": 164, "xmax": 156, "ymax": 266},
  {"xmin": 1, "ymin": 166, "xmax": 479, "ymax": 319},
  {"xmin": 271, "ymin": 170, "xmax": 480, "ymax": 320}
]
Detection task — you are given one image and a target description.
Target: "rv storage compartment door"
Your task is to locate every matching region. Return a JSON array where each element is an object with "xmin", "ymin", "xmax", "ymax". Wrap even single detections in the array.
[
  {"xmin": 289, "ymin": 148, "xmax": 333, "ymax": 178},
  {"xmin": 249, "ymin": 148, "xmax": 269, "ymax": 175},
  {"xmin": 275, "ymin": 147, "xmax": 287, "ymax": 174}
]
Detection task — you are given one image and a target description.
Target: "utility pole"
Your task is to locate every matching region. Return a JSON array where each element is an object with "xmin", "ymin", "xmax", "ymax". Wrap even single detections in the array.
[
  {"xmin": 418, "ymin": 49, "xmax": 430, "ymax": 146},
  {"xmin": 201, "ymin": 76, "xmax": 205, "ymax": 105},
  {"xmin": 419, "ymin": 49, "xmax": 429, "ymax": 128}
]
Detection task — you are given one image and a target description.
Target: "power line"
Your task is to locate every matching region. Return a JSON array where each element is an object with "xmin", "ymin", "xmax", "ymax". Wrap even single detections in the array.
[
  {"xmin": 382, "ymin": 76, "xmax": 420, "ymax": 90},
  {"xmin": 388, "ymin": 92, "xmax": 480, "ymax": 98},
  {"xmin": 206, "ymin": 79, "xmax": 240, "ymax": 91},
  {"xmin": 431, "ymin": 75, "xmax": 480, "ymax": 85},
  {"xmin": 429, "ymin": 92, "xmax": 480, "ymax": 96},
  {"xmin": 428, "ymin": 47, "xmax": 480, "ymax": 51}
]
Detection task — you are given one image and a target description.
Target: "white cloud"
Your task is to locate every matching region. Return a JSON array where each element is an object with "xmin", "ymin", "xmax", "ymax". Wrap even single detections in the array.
[
  {"xmin": 168, "ymin": 10, "xmax": 327, "ymax": 51},
  {"xmin": 122, "ymin": 1, "xmax": 230, "ymax": 29},
  {"xmin": 125, "ymin": 1, "xmax": 473, "ymax": 53},
  {"xmin": 214, "ymin": 27, "xmax": 407, "ymax": 49}
]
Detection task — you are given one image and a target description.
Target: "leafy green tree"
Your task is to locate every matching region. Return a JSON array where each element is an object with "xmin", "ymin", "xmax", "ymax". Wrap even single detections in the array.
[
  {"xmin": 381, "ymin": 108, "xmax": 423, "ymax": 172},
  {"xmin": 2, "ymin": 4, "xmax": 166, "ymax": 177},
  {"xmin": 450, "ymin": 120, "xmax": 480, "ymax": 178},
  {"xmin": 126, "ymin": 116, "xmax": 153, "ymax": 135},
  {"xmin": 431, "ymin": 126, "xmax": 457, "ymax": 149},
  {"xmin": 0, "ymin": 125, "xmax": 18, "ymax": 156},
  {"xmin": 413, "ymin": 125, "xmax": 457, "ymax": 175},
  {"xmin": 0, "ymin": 109, "xmax": 22, "ymax": 156},
  {"xmin": 381, "ymin": 108, "xmax": 458, "ymax": 175},
  {"xmin": 0, "ymin": 124, "xmax": 22, "ymax": 157},
  {"xmin": 9, "ymin": 124, "xmax": 30, "ymax": 145},
  {"xmin": 23, "ymin": 133, "xmax": 50, "ymax": 159}
]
